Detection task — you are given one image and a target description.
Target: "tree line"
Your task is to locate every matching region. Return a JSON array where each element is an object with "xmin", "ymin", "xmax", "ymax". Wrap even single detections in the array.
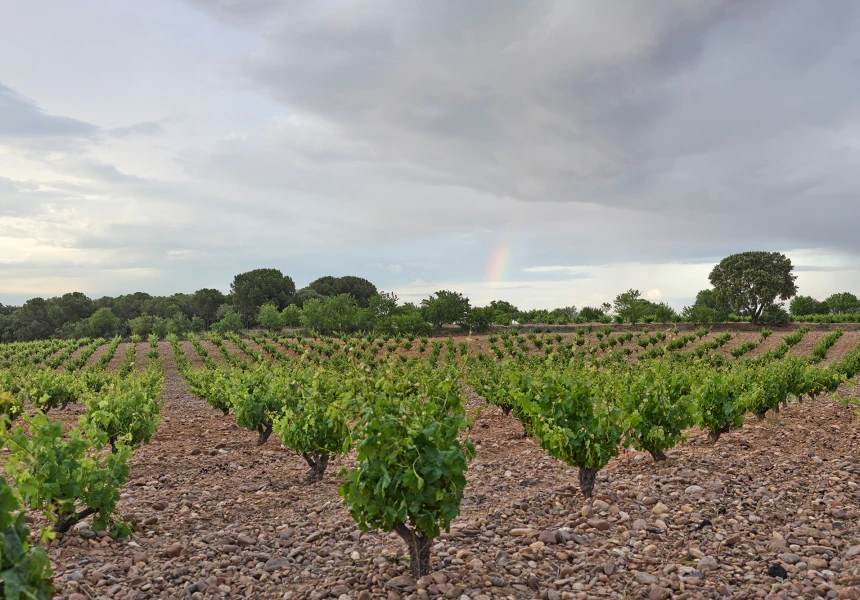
[{"xmin": 1, "ymin": 252, "xmax": 858, "ymax": 341}]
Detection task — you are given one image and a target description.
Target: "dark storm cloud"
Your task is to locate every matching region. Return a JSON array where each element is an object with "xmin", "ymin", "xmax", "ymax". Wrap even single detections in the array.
[
  {"xmin": 0, "ymin": 82, "xmax": 97, "ymax": 139},
  {"xmin": 184, "ymin": 0, "xmax": 860, "ymax": 260}
]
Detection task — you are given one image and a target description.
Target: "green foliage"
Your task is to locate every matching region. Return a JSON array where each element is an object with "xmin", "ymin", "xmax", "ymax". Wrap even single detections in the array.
[
  {"xmin": 257, "ymin": 303, "xmax": 284, "ymax": 331},
  {"xmin": 613, "ymin": 289, "xmax": 646, "ymax": 325},
  {"xmin": 300, "ymin": 294, "xmax": 368, "ymax": 334},
  {"xmin": 518, "ymin": 367, "xmax": 624, "ymax": 497},
  {"xmin": 307, "ymin": 276, "xmax": 378, "ymax": 308},
  {"xmin": 790, "ymin": 295, "xmax": 829, "ymax": 317},
  {"xmin": 709, "ymin": 252, "xmax": 798, "ymax": 324},
  {"xmin": 694, "ymin": 368, "xmax": 746, "ymax": 441},
  {"xmin": 339, "ymin": 369, "xmax": 474, "ymax": 577},
  {"xmin": 619, "ymin": 363, "xmax": 695, "ymax": 460},
  {"xmin": 211, "ymin": 309, "xmax": 244, "ymax": 334},
  {"xmin": 230, "ymin": 367, "xmax": 285, "ymax": 444},
  {"xmin": 730, "ymin": 340, "xmax": 757, "ymax": 358},
  {"xmin": 81, "ymin": 371, "xmax": 164, "ymax": 450},
  {"xmin": 784, "ymin": 326, "xmax": 809, "ymax": 347},
  {"xmin": 811, "ymin": 329, "xmax": 843, "ymax": 363},
  {"xmin": 274, "ymin": 371, "xmax": 351, "ymax": 482},
  {"xmin": 231, "ymin": 268, "xmax": 296, "ymax": 320},
  {"xmin": 4, "ymin": 413, "xmax": 132, "ymax": 533},
  {"xmin": 759, "ymin": 304, "xmax": 790, "ymax": 326},
  {"xmin": 0, "ymin": 478, "xmax": 54, "ymax": 599},
  {"xmin": 825, "ymin": 292, "xmax": 860, "ymax": 315},
  {"xmin": 281, "ymin": 305, "xmax": 302, "ymax": 327},
  {"xmin": 421, "ymin": 290, "xmax": 470, "ymax": 329},
  {"xmin": 88, "ymin": 308, "xmax": 121, "ymax": 338}
]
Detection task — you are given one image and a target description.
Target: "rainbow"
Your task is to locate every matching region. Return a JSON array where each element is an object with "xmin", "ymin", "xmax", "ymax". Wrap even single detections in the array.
[{"xmin": 486, "ymin": 243, "xmax": 510, "ymax": 287}]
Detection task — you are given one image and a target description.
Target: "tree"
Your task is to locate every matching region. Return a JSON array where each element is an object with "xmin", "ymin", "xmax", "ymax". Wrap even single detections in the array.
[
  {"xmin": 613, "ymin": 289, "xmax": 646, "ymax": 325},
  {"xmin": 421, "ymin": 290, "xmax": 470, "ymax": 329},
  {"xmin": 48, "ymin": 292, "xmax": 94, "ymax": 329},
  {"xmin": 709, "ymin": 252, "xmax": 797, "ymax": 325},
  {"xmin": 257, "ymin": 303, "xmax": 284, "ymax": 331},
  {"xmin": 211, "ymin": 309, "xmax": 244, "ymax": 334},
  {"xmin": 488, "ymin": 300, "xmax": 519, "ymax": 325},
  {"xmin": 231, "ymin": 269, "xmax": 296, "ymax": 322},
  {"xmin": 307, "ymin": 276, "xmax": 378, "ymax": 308},
  {"xmin": 292, "ymin": 287, "xmax": 326, "ymax": 308},
  {"xmin": 790, "ymin": 295, "xmax": 829, "ymax": 317},
  {"xmin": 825, "ymin": 292, "xmax": 860, "ymax": 314},
  {"xmin": 578, "ymin": 306, "xmax": 605, "ymax": 322},
  {"xmin": 368, "ymin": 291, "xmax": 399, "ymax": 318},
  {"xmin": 281, "ymin": 305, "xmax": 302, "ymax": 327},
  {"xmin": 12, "ymin": 298, "xmax": 54, "ymax": 341},
  {"xmin": 191, "ymin": 288, "xmax": 227, "ymax": 327},
  {"xmin": 88, "ymin": 308, "xmax": 121, "ymax": 337}
]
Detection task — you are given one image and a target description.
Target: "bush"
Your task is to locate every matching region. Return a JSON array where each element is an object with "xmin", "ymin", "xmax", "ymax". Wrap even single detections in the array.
[
  {"xmin": 620, "ymin": 363, "xmax": 695, "ymax": 461},
  {"xmin": 694, "ymin": 368, "xmax": 746, "ymax": 442},
  {"xmin": 340, "ymin": 370, "xmax": 474, "ymax": 577},
  {"xmin": 274, "ymin": 372, "xmax": 351, "ymax": 482},
  {"xmin": 519, "ymin": 368, "xmax": 624, "ymax": 497},
  {"xmin": 0, "ymin": 478, "xmax": 54, "ymax": 599},
  {"xmin": 212, "ymin": 309, "xmax": 244, "ymax": 334},
  {"xmin": 82, "ymin": 374, "xmax": 164, "ymax": 451},
  {"xmin": 257, "ymin": 303, "xmax": 284, "ymax": 331},
  {"xmin": 231, "ymin": 367, "xmax": 284, "ymax": 445},
  {"xmin": 4, "ymin": 413, "xmax": 131, "ymax": 533},
  {"xmin": 759, "ymin": 305, "xmax": 790, "ymax": 326}
]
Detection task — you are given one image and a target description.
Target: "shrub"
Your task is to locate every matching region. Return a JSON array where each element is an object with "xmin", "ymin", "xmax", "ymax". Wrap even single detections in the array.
[
  {"xmin": 694, "ymin": 368, "xmax": 746, "ymax": 442},
  {"xmin": 82, "ymin": 375, "xmax": 163, "ymax": 451},
  {"xmin": 0, "ymin": 478, "xmax": 54, "ymax": 598},
  {"xmin": 620, "ymin": 364, "xmax": 695, "ymax": 460},
  {"xmin": 519, "ymin": 368, "xmax": 624, "ymax": 497},
  {"xmin": 784, "ymin": 326, "xmax": 810, "ymax": 347},
  {"xmin": 4, "ymin": 413, "xmax": 131, "ymax": 533},
  {"xmin": 231, "ymin": 367, "xmax": 284, "ymax": 444},
  {"xmin": 340, "ymin": 370, "xmax": 474, "ymax": 577},
  {"xmin": 274, "ymin": 372, "xmax": 351, "ymax": 482}
]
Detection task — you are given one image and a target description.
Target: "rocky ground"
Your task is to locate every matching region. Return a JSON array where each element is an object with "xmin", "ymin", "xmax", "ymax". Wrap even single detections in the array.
[{"xmin": 42, "ymin": 341, "xmax": 860, "ymax": 600}]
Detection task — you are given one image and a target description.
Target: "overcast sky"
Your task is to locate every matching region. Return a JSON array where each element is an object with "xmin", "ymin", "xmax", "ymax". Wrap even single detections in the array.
[{"xmin": 1, "ymin": 0, "xmax": 859, "ymax": 310}]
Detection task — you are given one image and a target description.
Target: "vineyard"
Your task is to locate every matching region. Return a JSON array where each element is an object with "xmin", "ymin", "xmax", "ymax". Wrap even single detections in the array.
[{"xmin": 1, "ymin": 325, "xmax": 860, "ymax": 599}]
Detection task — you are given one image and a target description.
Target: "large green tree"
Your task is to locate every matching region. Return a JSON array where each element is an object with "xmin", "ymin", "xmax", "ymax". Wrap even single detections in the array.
[
  {"xmin": 307, "ymin": 276, "xmax": 378, "ymax": 308},
  {"xmin": 191, "ymin": 288, "xmax": 227, "ymax": 327},
  {"xmin": 48, "ymin": 292, "xmax": 94, "ymax": 329},
  {"xmin": 421, "ymin": 290, "xmax": 470, "ymax": 329},
  {"xmin": 790, "ymin": 295, "xmax": 829, "ymax": 316},
  {"xmin": 709, "ymin": 251, "xmax": 797, "ymax": 324},
  {"xmin": 88, "ymin": 308, "xmax": 121, "ymax": 337},
  {"xmin": 613, "ymin": 289, "xmax": 647, "ymax": 324},
  {"xmin": 825, "ymin": 292, "xmax": 860, "ymax": 314},
  {"xmin": 231, "ymin": 269, "xmax": 296, "ymax": 322}
]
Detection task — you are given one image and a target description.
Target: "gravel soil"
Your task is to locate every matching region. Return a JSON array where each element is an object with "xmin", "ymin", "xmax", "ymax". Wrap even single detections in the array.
[{"xmin": 39, "ymin": 341, "xmax": 860, "ymax": 600}]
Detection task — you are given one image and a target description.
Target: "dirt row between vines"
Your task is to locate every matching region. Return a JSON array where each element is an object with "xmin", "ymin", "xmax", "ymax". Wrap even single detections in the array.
[{"xmin": 42, "ymin": 341, "xmax": 860, "ymax": 600}]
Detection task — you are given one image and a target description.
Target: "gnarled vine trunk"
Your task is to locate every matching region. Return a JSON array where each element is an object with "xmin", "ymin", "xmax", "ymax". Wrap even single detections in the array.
[
  {"xmin": 393, "ymin": 523, "xmax": 432, "ymax": 578},
  {"xmin": 56, "ymin": 507, "xmax": 97, "ymax": 533},
  {"xmin": 257, "ymin": 421, "xmax": 272, "ymax": 445},
  {"xmin": 578, "ymin": 466, "xmax": 598, "ymax": 498},
  {"xmin": 302, "ymin": 452, "xmax": 330, "ymax": 483},
  {"xmin": 648, "ymin": 448, "xmax": 667, "ymax": 461}
]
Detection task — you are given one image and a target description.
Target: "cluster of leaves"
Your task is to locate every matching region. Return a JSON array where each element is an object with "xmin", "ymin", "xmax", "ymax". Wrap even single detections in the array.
[
  {"xmin": 810, "ymin": 329, "xmax": 844, "ymax": 363},
  {"xmin": 4, "ymin": 413, "xmax": 132, "ymax": 534},
  {"xmin": 0, "ymin": 478, "xmax": 54, "ymax": 599},
  {"xmin": 339, "ymin": 366, "xmax": 474, "ymax": 577}
]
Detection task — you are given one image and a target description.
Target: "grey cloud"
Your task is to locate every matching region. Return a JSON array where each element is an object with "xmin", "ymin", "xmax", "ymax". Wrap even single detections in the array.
[
  {"xmin": 0, "ymin": 82, "xmax": 97, "ymax": 139},
  {"xmin": 107, "ymin": 121, "xmax": 165, "ymax": 138},
  {"xmin": 182, "ymin": 0, "xmax": 860, "ymax": 260}
]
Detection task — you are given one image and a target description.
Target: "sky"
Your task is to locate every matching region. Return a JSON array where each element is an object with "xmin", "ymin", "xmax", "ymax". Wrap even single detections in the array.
[{"xmin": 1, "ymin": 0, "xmax": 859, "ymax": 311}]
